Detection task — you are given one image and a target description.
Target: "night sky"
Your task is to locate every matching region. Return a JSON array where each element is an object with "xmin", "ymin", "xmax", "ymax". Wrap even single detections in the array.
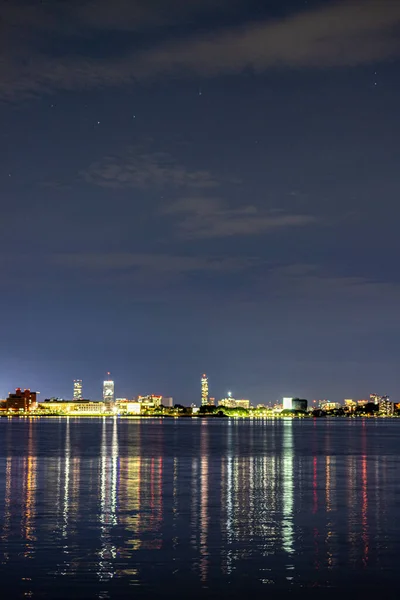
[{"xmin": 2, "ymin": 0, "xmax": 400, "ymax": 404}]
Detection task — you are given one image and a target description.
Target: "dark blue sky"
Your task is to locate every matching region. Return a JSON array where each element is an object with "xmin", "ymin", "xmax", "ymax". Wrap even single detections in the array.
[{"xmin": 1, "ymin": 0, "xmax": 400, "ymax": 403}]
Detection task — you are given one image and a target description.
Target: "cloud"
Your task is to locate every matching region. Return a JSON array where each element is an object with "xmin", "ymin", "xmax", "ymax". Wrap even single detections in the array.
[
  {"xmin": 52, "ymin": 252, "xmax": 255, "ymax": 273},
  {"xmin": 1, "ymin": 0, "xmax": 400, "ymax": 100},
  {"xmin": 136, "ymin": 0, "xmax": 400, "ymax": 76},
  {"xmin": 83, "ymin": 149, "xmax": 218, "ymax": 189},
  {"xmin": 165, "ymin": 197, "xmax": 317, "ymax": 238}
]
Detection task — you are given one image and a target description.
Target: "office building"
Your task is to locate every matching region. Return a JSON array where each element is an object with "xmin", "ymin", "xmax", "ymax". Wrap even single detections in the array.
[
  {"xmin": 73, "ymin": 379, "xmax": 82, "ymax": 400},
  {"xmin": 6, "ymin": 388, "xmax": 37, "ymax": 412},
  {"xmin": 103, "ymin": 373, "xmax": 115, "ymax": 403},
  {"xmin": 201, "ymin": 374, "xmax": 209, "ymax": 406}
]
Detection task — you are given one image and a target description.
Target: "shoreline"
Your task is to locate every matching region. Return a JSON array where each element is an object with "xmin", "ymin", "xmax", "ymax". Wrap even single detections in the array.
[{"xmin": 1, "ymin": 413, "xmax": 398, "ymax": 419}]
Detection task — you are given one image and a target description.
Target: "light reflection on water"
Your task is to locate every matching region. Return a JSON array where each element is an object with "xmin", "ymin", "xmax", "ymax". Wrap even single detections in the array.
[{"xmin": 0, "ymin": 418, "xmax": 400, "ymax": 597}]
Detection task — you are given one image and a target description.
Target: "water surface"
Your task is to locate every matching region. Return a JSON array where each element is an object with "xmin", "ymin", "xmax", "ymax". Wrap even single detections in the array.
[{"xmin": 1, "ymin": 417, "xmax": 399, "ymax": 598}]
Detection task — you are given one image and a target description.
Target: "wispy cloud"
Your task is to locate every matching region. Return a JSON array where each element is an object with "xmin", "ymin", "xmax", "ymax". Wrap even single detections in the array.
[
  {"xmin": 1, "ymin": 0, "xmax": 400, "ymax": 100},
  {"xmin": 164, "ymin": 197, "xmax": 317, "ymax": 238},
  {"xmin": 52, "ymin": 251, "xmax": 256, "ymax": 274},
  {"xmin": 137, "ymin": 0, "xmax": 400, "ymax": 76},
  {"xmin": 83, "ymin": 149, "xmax": 218, "ymax": 189}
]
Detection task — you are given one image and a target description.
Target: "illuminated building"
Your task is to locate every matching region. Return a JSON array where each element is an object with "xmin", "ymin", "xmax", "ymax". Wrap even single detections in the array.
[
  {"xmin": 138, "ymin": 395, "xmax": 162, "ymax": 409},
  {"xmin": 103, "ymin": 373, "xmax": 115, "ymax": 403},
  {"xmin": 344, "ymin": 399, "xmax": 357, "ymax": 413},
  {"xmin": 201, "ymin": 374, "xmax": 209, "ymax": 406},
  {"xmin": 378, "ymin": 396, "xmax": 393, "ymax": 416},
  {"xmin": 283, "ymin": 397, "xmax": 293, "ymax": 410},
  {"xmin": 320, "ymin": 401, "xmax": 341, "ymax": 411},
  {"xmin": 40, "ymin": 399, "xmax": 106, "ymax": 413},
  {"xmin": 116, "ymin": 399, "xmax": 141, "ymax": 414},
  {"xmin": 73, "ymin": 379, "xmax": 82, "ymax": 400},
  {"xmin": 6, "ymin": 388, "xmax": 37, "ymax": 412},
  {"xmin": 209, "ymin": 397, "xmax": 216, "ymax": 406},
  {"xmin": 282, "ymin": 397, "xmax": 307, "ymax": 411},
  {"xmin": 370, "ymin": 393, "xmax": 390, "ymax": 406},
  {"xmin": 218, "ymin": 397, "xmax": 250, "ymax": 409}
]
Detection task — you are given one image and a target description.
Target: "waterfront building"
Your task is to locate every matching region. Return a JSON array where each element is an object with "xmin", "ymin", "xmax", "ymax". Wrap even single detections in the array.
[
  {"xmin": 283, "ymin": 397, "xmax": 294, "ymax": 410},
  {"xmin": 73, "ymin": 379, "xmax": 83, "ymax": 400},
  {"xmin": 320, "ymin": 401, "xmax": 341, "ymax": 411},
  {"xmin": 282, "ymin": 397, "xmax": 307, "ymax": 411},
  {"xmin": 201, "ymin": 374, "xmax": 209, "ymax": 406},
  {"xmin": 41, "ymin": 399, "xmax": 106, "ymax": 413},
  {"xmin": 116, "ymin": 399, "xmax": 141, "ymax": 414},
  {"xmin": 6, "ymin": 388, "xmax": 37, "ymax": 412},
  {"xmin": 138, "ymin": 395, "xmax": 163, "ymax": 409},
  {"xmin": 370, "ymin": 393, "xmax": 389, "ymax": 406},
  {"xmin": 344, "ymin": 399, "xmax": 357, "ymax": 413},
  {"xmin": 291, "ymin": 398, "xmax": 308, "ymax": 411},
  {"xmin": 162, "ymin": 397, "xmax": 174, "ymax": 408},
  {"xmin": 378, "ymin": 396, "xmax": 393, "ymax": 416},
  {"xmin": 218, "ymin": 398, "xmax": 250, "ymax": 409},
  {"xmin": 103, "ymin": 373, "xmax": 115, "ymax": 403}
]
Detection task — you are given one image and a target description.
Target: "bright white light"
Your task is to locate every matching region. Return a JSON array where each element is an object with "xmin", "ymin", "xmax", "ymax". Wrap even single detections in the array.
[{"xmin": 283, "ymin": 397, "xmax": 293, "ymax": 410}]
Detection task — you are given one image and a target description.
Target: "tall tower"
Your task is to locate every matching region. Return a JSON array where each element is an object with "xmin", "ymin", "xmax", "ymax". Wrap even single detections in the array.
[
  {"xmin": 73, "ymin": 379, "xmax": 82, "ymax": 400},
  {"xmin": 201, "ymin": 373, "xmax": 209, "ymax": 406},
  {"xmin": 103, "ymin": 373, "xmax": 115, "ymax": 403}
]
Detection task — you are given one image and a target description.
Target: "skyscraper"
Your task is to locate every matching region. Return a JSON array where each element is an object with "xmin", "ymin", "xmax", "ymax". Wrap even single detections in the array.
[
  {"xmin": 73, "ymin": 379, "xmax": 82, "ymax": 400},
  {"xmin": 103, "ymin": 373, "xmax": 115, "ymax": 403},
  {"xmin": 201, "ymin": 373, "xmax": 209, "ymax": 406}
]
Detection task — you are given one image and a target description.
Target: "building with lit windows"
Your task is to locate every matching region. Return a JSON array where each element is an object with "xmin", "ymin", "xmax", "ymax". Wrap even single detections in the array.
[
  {"xmin": 73, "ymin": 379, "xmax": 82, "ymax": 400},
  {"xmin": 201, "ymin": 374, "xmax": 209, "ymax": 406},
  {"xmin": 320, "ymin": 401, "xmax": 341, "ymax": 411},
  {"xmin": 103, "ymin": 373, "xmax": 114, "ymax": 403},
  {"xmin": 218, "ymin": 397, "xmax": 250, "ymax": 409},
  {"xmin": 6, "ymin": 388, "xmax": 37, "ymax": 412},
  {"xmin": 378, "ymin": 396, "xmax": 393, "ymax": 416},
  {"xmin": 41, "ymin": 399, "xmax": 106, "ymax": 413},
  {"xmin": 138, "ymin": 395, "xmax": 163, "ymax": 409}
]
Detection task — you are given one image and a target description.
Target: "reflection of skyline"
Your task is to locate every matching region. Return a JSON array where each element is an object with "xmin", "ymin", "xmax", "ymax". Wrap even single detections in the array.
[{"xmin": 0, "ymin": 420, "xmax": 395, "ymax": 591}]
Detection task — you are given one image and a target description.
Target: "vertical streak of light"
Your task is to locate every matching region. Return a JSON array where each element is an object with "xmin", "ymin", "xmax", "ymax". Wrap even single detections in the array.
[
  {"xmin": 361, "ymin": 436, "xmax": 369, "ymax": 567},
  {"xmin": 199, "ymin": 424, "xmax": 209, "ymax": 583},
  {"xmin": 1, "ymin": 456, "xmax": 12, "ymax": 549},
  {"xmin": 98, "ymin": 417, "xmax": 118, "ymax": 582},
  {"xmin": 190, "ymin": 457, "xmax": 198, "ymax": 553},
  {"xmin": 347, "ymin": 455, "xmax": 357, "ymax": 565},
  {"xmin": 24, "ymin": 421, "xmax": 37, "ymax": 556},
  {"xmin": 172, "ymin": 456, "xmax": 178, "ymax": 551},
  {"xmin": 313, "ymin": 456, "xmax": 318, "ymax": 515},
  {"xmin": 63, "ymin": 418, "xmax": 70, "ymax": 540},
  {"xmin": 282, "ymin": 420, "xmax": 294, "ymax": 564},
  {"xmin": 224, "ymin": 422, "xmax": 233, "ymax": 576}
]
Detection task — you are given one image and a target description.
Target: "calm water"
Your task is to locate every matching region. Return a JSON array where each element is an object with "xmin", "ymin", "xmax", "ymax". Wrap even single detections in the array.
[{"xmin": 0, "ymin": 417, "xmax": 400, "ymax": 598}]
